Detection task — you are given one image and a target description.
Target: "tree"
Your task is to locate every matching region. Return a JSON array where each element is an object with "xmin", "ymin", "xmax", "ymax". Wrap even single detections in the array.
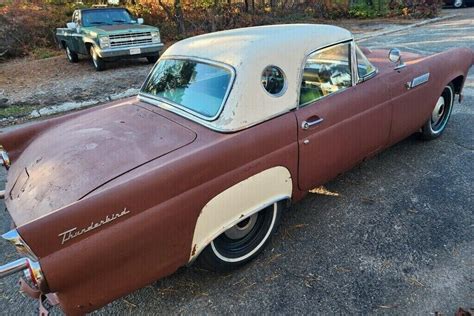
[{"xmin": 157, "ymin": 0, "xmax": 186, "ymax": 36}]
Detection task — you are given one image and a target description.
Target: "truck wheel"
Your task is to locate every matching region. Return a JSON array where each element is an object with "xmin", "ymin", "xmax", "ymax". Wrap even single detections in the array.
[
  {"xmin": 66, "ymin": 45, "xmax": 78, "ymax": 63},
  {"xmin": 146, "ymin": 55, "xmax": 159, "ymax": 64},
  {"xmin": 90, "ymin": 46, "xmax": 105, "ymax": 71},
  {"xmin": 420, "ymin": 84, "xmax": 454, "ymax": 140},
  {"xmin": 197, "ymin": 201, "xmax": 284, "ymax": 272}
]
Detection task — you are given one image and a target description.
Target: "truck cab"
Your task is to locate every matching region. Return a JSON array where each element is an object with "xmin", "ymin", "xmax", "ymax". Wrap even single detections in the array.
[{"xmin": 56, "ymin": 7, "xmax": 164, "ymax": 71}]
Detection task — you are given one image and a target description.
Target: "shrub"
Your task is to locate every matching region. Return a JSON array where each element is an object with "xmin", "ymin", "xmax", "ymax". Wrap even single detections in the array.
[
  {"xmin": 0, "ymin": 0, "xmax": 444, "ymax": 60},
  {"xmin": 0, "ymin": 1, "xmax": 74, "ymax": 58}
]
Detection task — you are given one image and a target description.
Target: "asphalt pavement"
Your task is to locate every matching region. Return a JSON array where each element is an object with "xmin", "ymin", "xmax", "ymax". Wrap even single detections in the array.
[{"xmin": 0, "ymin": 8, "xmax": 472, "ymax": 315}]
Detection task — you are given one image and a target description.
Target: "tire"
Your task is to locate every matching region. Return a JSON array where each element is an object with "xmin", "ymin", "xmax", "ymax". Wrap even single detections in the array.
[
  {"xmin": 146, "ymin": 55, "xmax": 159, "ymax": 64},
  {"xmin": 65, "ymin": 45, "xmax": 78, "ymax": 63},
  {"xmin": 420, "ymin": 84, "xmax": 454, "ymax": 140},
  {"xmin": 453, "ymin": 0, "xmax": 463, "ymax": 8},
  {"xmin": 90, "ymin": 46, "xmax": 105, "ymax": 71},
  {"xmin": 197, "ymin": 201, "xmax": 284, "ymax": 272}
]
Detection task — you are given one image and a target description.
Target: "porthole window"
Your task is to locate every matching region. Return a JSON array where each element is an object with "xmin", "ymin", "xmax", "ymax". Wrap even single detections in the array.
[{"xmin": 261, "ymin": 66, "xmax": 286, "ymax": 96}]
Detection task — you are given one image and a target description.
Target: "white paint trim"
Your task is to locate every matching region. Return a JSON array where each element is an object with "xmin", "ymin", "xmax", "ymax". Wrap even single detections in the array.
[{"xmin": 189, "ymin": 166, "xmax": 292, "ymax": 262}]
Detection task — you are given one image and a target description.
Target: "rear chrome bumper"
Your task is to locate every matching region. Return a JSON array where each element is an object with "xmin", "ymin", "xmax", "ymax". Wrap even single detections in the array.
[
  {"xmin": 0, "ymin": 230, "xmax": 45, "ymax": 288},
  {"xmin": 0, "ymin": 145, "xmax": 10, "ymax": 170},
  {"xmin": 0, "ymin": 258, "xmax": 29, "ymax": 277}
]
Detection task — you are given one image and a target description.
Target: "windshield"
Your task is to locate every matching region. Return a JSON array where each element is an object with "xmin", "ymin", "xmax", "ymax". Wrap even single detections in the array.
[
  {"xmin": 140, "ymin": 59, "xmax": 233, "ymax": 120},
  {"xmin": 82, "ymin": 9, "xmax": 135, "ymax": 26}
]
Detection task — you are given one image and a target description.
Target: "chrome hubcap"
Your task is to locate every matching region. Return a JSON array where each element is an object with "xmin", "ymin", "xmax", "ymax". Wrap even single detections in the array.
[
  {"xmin": 454, "ymin": 0, "xmax": 462, "ymax": 6},
  {"xmin": 431, "ymin": 96, "xmax": 445, "ymax": 125},
  {"xmin": 224, "ymin": 213, "xmax": 258, "ymax": 240}
]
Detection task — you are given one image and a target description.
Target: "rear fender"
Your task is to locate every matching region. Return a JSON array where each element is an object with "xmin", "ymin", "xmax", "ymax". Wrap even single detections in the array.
[{"xmin": 189, "ymin": 166, "xmax": 292, "ymax": 262}]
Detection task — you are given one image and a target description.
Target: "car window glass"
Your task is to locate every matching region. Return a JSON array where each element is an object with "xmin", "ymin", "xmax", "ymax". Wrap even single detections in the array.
[
  {"xmin": 261, "ymin": 66, "xmax": 286, "ymax": 96},
  {"xmin": 355, "ymin": 45, "xmax": 376, "ymax": 80},
  {"xmin": 141, "ymin": 59, "xmax": 233, "ymax": 119},
  {"xmin": 299, "ymin": 42, "xmax": 352, "ymax": 106}
]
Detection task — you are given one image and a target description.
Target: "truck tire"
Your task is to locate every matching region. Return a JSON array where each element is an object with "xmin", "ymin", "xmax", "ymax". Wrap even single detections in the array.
[
  {"xmin": 66, "ymin": 45, "xmax": 79, "ymax": 63},
  {"xmin": 90, "ymin": 46, "xmax": 105, "ymax": 71},
  {"xmin": 146, "ymin": 55, "xmax": 159, "ymax": 64}
]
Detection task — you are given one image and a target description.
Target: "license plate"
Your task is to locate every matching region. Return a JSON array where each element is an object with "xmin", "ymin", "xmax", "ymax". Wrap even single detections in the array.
[{"xmin": 129, "ymin": 48, "xmax": 141, "ymax": 55}]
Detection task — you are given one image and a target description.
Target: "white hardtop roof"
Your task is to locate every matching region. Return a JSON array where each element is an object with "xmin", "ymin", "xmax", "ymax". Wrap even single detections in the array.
[{"xmin": 159, "ymin": 24, "xmax": 354, "ymax": 132}]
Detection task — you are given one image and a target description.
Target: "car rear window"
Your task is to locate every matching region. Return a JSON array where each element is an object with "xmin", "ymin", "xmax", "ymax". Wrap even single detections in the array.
[{"xmin": 140, "ymin": 59, "xmax": 233, "ymax": 120}]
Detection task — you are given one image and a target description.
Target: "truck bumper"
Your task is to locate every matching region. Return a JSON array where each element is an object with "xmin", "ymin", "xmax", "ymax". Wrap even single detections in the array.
[{"xmin": 96, "ymin": 43, "xmax": 164, "ymax": 59}]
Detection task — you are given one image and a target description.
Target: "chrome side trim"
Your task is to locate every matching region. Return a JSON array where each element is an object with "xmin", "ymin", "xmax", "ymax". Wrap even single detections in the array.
[
  {"xmin": 407, "ymin": 72, "xmax": 430, "ymax": 90},
  {"xmin": 2, "ymin": 229, "xmax": 38, "ymax": 261}
]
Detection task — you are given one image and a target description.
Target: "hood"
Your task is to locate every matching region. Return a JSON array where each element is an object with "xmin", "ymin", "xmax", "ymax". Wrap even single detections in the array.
[
  {"xmin": 5, "ymin": 101, "xmax": 196, "ymax": 226},
  {"xmin": 85, "ymin": 24, "xmax": 157, "ymax": 36}
]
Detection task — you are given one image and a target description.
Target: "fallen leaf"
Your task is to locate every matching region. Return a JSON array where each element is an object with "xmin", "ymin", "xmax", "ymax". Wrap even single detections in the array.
[{"xmin": 309, "ymin": 186, "xmax": 340, "ymax": 196}]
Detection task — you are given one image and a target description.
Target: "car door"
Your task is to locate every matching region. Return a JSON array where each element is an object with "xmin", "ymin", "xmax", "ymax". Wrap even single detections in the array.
[
  {"xmin": 383, "ymin": 59, "xmax": 434, "ymax": 144},
  {"xmin": 295, "ymin": 41, "xmax": 392, "ymax": 191}
]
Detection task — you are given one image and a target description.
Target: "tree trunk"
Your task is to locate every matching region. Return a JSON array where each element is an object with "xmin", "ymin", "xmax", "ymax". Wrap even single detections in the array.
[
  {"xmin": 157, "ymin": 0, "xmax": 186, "ymax": 36},
  {"xmin": 174, "ymin": 0, "xmax": 186, "ymax": 36}
]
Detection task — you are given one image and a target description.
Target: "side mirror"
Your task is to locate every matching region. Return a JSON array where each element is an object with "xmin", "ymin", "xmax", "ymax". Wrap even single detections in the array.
[
  {"xmin": 137, "ymin": 18, "xmax": 144, "ymax": 25},
  {"xmin": 388, "ymin": 48, "xmax": 405, "ymax": 70},
  {"xmin": 67, "ymin": 22, "xmax": 76, "ymax": 30}
]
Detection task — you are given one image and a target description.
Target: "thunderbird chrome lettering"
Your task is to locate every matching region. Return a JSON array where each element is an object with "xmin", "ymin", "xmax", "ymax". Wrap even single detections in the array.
[{"xmin": 58, "ymin": 208, "xmax": 130, "ymax": 245}]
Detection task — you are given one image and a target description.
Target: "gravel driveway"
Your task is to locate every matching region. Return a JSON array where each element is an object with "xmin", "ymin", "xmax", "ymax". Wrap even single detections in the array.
[{"xmin": 0, "ymin": 8, "xmax": 472, "ymax": 315}]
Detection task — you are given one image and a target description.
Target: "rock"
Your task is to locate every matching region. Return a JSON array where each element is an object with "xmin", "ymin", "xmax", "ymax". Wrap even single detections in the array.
[{"xmin": 0, "ymin": 98, "xmax": 9, "ymax": 108}]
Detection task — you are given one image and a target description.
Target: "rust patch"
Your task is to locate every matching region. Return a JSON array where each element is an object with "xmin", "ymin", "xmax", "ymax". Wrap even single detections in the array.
[{"xmin": 191, "ymin": 244, "xmax": 197, "ymax": 256}]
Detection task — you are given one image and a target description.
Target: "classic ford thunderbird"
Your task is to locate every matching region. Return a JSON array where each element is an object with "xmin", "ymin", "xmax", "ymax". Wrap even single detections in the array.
[{"xmin": 0, "ymin": 24, "xmax": 472, "ymax": 314}]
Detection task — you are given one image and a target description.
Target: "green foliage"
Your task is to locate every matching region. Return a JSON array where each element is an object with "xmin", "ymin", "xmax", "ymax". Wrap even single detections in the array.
[
  {"xmin": 0, "ymin": 0, "xmax": 444, "ymax": 60},
  {"xmin": 349, "ymin": 0, "xmax": 390, "ymax": 19}
]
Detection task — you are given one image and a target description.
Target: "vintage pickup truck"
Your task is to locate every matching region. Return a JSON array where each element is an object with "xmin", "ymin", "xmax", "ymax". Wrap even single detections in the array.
[
  {"xmin": 0, "ymin": 24, "xmax": 472, "ymax": 315},
  {"xmin": 56, "ymin": 7, "xmax": 164, "ymax": 71}
]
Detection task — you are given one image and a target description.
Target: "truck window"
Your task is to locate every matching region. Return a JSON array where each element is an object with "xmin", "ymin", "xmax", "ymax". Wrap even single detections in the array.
[{"xmin": 82, "ymin": 9, "xmax": 135, "ymax": 27}]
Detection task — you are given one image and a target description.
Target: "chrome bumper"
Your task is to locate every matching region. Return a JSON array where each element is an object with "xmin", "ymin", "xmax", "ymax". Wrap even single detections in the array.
[
  {"xmin": 97, "ymin": 43, "xmax": 164, "ymax": 58},
  {"xmin": 0, "ymin": 145, "xmax": 10, "ymax": 170},
  {"xmin": 0, "ymin": 258, "xmax": 29, "ymax": 278},
  {"xmin": 0, "ymin": 230, "xmax": 45, "ymax": 287}
]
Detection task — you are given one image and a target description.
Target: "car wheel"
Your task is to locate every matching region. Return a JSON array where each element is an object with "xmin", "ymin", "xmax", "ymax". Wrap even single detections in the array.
[
  {"xmin": 90, "ymin": 46, "xmax": 105, "ymax": 71},
  {"xmin": 146, "ymin": 55, "xmax": 159, "ymax": 64},
  {"xmin": 66, "ymin": 45, "xmax": 78, "ymax": 63},
  {"xmin": 453, "ymin": 0, "xmax": 463, "ymax": 8},
  {"xmin": 421, "ymin": 84, "xmax": 454, "ymax": 140},
  {"xmin": 197, "ymin": 201, "xmax": 284, "ymax": 272}
]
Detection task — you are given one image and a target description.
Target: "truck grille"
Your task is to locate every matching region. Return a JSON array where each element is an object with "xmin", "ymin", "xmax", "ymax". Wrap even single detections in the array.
[{"xmin": 109, "ymin": 32, "xmax": 152, "ymax": 48}]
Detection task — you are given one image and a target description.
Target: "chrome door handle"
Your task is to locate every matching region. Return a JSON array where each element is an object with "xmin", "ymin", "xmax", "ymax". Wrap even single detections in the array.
[{"xmin": 301, "ymin": 117, "xmax": 324, "ymax": 130}]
